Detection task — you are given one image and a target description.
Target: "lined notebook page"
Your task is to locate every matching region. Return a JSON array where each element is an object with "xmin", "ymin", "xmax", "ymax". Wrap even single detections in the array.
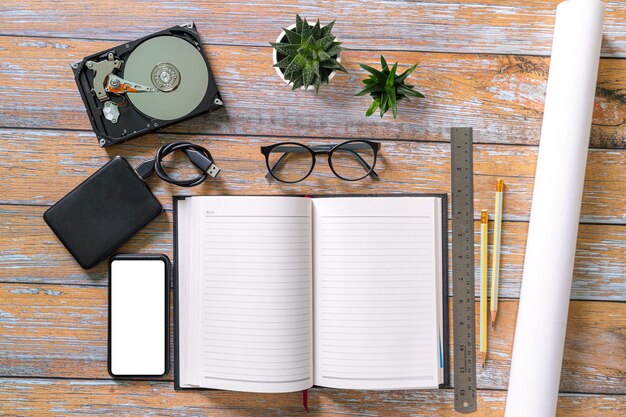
[
  {"xmin": 312, "ymin": 197, "xmax": 441, "ymax": 389},
  {"xmin": 180, "ymin": 196, "xmax": 313, "ymax": 393}
]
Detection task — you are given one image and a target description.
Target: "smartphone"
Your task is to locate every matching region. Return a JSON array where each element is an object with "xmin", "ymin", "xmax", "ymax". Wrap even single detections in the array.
[{"xmin": 108, "ymin": 254, "xmax": 170, "ymax": 377}]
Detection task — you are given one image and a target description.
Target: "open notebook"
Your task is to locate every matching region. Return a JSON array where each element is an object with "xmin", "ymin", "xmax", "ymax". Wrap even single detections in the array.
[{"xmin": 174, "ymin": 195, "xmax": 449, "ymax": 393}]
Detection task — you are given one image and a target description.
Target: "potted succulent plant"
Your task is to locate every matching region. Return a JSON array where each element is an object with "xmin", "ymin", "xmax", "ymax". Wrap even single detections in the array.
[
  {"xmin": 356, "ymin": 55, "xmax": 424, "ymax": 118},
  {"xmin": 271, "ymin": 15, "xmax": 347, "ymax": 93}
]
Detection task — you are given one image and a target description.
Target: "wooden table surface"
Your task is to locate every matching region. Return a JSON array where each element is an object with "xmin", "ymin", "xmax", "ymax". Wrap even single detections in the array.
[{"xmin": 0, "ymin": 1, "xmax": 624, "ymax": 415}]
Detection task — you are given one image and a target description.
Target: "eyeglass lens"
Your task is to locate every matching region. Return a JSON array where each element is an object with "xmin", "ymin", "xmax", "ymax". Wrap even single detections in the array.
[
  {"xmin": 267, "ymin": 144, "xmax": 314, "ymax": 183},
  {"xmin": 330, "ymin": 141, "xmax": 376, "ymax": 181}
]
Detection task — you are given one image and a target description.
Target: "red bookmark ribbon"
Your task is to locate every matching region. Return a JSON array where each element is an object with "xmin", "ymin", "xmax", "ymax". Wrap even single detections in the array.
[{"xmin": 302, "ymin": 389, "xmax": 309, "ymax": 413}]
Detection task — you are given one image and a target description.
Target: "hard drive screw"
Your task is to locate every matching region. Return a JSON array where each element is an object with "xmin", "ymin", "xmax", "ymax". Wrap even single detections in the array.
[
  {"xmin": 99, "ymin": 138, "xmax": 106, "ymax": 147},
  {"xmin": 146, "ymin": 123, "xmax": 151, "ymax": 128},
  {"xmin": 87, "ymin": 61, "xmax": 93, "ymax": 68}
]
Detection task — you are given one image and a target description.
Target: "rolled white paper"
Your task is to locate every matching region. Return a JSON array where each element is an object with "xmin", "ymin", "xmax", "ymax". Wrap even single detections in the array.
[{"xmin": 504, "ymin": 1, "xmax": 605, "ymax": 417}]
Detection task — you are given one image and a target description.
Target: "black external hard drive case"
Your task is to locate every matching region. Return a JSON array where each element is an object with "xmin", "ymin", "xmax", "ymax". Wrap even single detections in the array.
[{"xmin": 44, "ymin": 157, "xmax": 162, "ymax": 269}]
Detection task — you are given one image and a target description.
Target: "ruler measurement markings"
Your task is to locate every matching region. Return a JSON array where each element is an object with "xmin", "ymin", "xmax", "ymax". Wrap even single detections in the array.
[{"xmin": 451, "ymin": 127, "xmax": 477, "ymax": 413}]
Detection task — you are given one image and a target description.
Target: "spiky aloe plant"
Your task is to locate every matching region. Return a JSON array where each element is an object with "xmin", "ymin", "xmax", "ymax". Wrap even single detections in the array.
[
  {"xmin": 356, "ymin": 55, "xmax": 424, "ymax": 118},
  {"xmin": 271, "ymin": 15, "xmax": 347, "ymax": 93}
]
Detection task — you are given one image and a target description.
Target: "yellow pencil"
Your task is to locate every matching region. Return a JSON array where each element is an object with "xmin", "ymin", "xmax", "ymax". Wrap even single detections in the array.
[
  {"xmin": 490, "ymin": 179, "xmax": 504, "ymax": 327},
  {"xmin": 480, "ymin": 210, "xmax": 489, "ymax": 367}
]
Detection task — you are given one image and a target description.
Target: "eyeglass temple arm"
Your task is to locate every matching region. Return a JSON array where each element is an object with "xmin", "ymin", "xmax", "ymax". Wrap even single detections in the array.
[
  {"xmin": 266, "ymin": 145, "xmax": 378, "ymax": 179},
  {"xmin": 265, "ymin": 152, "xmax": 291, "ymax": 179}
]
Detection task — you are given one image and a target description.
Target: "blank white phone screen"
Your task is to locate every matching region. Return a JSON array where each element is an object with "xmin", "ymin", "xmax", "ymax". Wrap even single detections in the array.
[{"xmin": 110, "ymin": 259, "xmax": 166, "ymax": 376}]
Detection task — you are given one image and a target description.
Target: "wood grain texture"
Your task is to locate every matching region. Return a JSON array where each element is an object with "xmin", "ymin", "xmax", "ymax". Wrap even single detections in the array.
[
  {"xmin": 0, "ymin": 378, "xmax": 624, "ymax": 417},
  {"xmin": 0, "ymin": 284, "xmax": 624, "ymax": 394},
  {"xmin": 0, "ymin": 130, "xmax": 624, "ymax": 224},
  {"xmin": 0, "ymin": 0, "xmax": 625, "ymax": 57},
  {"xmin": 0, "ymin": 0, "xmax": 624, "ymax": 414},
  {"xmin": 1, "ymin": 205, "xmax": 624, "ymax": 302},
  {"xmin": 0, "ymin": 38, "xmax": 625, "ymax": 148}
]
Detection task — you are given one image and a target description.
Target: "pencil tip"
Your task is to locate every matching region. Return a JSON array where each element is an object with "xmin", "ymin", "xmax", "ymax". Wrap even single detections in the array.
[
  {"xmin": 490, "ymin": 311, "xmax": 497, "ymax": 327},
  {"xmin": 481, "ymin": 352, "xmax": 487, "ymax": 368}
]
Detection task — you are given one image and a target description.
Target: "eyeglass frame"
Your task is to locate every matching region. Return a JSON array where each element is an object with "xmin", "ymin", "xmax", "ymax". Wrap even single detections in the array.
[{"xmin": 260, "ymin": 140, "xmax": 381, "ymax": 183}]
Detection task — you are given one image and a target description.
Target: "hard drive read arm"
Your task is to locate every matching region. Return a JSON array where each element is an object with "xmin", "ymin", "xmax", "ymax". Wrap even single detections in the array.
[
  {"xmin": 86, "ymin": 53, "xmax": 155, "ymax": 102},
  {"xmin": 105, "ymin": 75, "xmax": 155, "ymax": 95}
]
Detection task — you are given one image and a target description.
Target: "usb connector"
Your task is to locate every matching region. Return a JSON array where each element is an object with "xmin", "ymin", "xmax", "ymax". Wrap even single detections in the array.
[
  {"xmin": 185, "ymin": 148, "xmax": 221, "ymax": 178},
  {"xmin": 206, "ymin": 163, "xmax": 221, "ymax": 178}
]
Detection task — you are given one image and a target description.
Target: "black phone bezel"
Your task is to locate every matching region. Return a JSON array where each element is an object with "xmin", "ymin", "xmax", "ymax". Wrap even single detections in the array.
[{"xmin": 108, "ymin": 253, "xmax": 170, "ymax": 378}]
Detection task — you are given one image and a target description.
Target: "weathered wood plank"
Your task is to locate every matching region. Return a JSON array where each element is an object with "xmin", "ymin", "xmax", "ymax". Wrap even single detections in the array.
[
  {"xmin": 1, "ymin": 205, "xmax": 624, "ymax": 301},
  {"xmin": 0, "ymin": 0, "xmax": 625, "ymax": 57},
  {"xmin": 0, "ymin": 205, "xmax": 173, "ymax": 286},
  {"xmin": 0, "ymin": 378, "xmax": 624, "ymax": 417},
  {"xmin": 0, "ymin": 38, "xmax": 625, "ymax": 148},
  {"xmin": 0, "ymin": 284, "xmax": 624, "ymax": 394},
  {"xmin": 0, "ymin": 0, "xmax": 623, "ymax": 415},
  {"xmin": 0, "ymin": 130, "xmax": 624, "ymax": 223}
]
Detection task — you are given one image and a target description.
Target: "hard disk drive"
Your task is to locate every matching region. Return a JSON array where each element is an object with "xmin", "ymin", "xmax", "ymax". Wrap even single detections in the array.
[{"xmin": 72, "ymin": 23, "xmax": 223, "ymax": 147}]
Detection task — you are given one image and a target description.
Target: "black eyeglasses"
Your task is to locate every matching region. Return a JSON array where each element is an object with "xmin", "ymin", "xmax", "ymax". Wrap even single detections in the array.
[{"xmin": 261, "ymin": 140, "xmax": 381, "ymax": 183}]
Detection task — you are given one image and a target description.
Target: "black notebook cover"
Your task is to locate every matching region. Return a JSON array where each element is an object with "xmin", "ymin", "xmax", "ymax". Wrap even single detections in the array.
[{"xmin": 172, "ymin": 194, "xmax": 450, "ymax": 390}]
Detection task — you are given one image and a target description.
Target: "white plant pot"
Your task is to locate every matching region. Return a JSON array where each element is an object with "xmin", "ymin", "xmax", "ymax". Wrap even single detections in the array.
[{"xmin": 272, "ymin": 23, "xmax": 341, "ymax": 91}]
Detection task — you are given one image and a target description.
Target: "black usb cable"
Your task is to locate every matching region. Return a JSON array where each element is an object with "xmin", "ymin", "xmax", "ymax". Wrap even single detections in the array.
[{"xmin": 135, "ymin": 142, "xmax": 220, "ymax": 187}]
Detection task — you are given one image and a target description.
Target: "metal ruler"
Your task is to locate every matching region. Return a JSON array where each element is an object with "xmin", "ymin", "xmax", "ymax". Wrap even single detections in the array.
[{"xmin": 451, "ymin": 127, "xmax": 477, "ymax": 413}]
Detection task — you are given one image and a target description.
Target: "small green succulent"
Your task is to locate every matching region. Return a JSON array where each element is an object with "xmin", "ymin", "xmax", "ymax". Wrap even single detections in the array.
[
  {"xmin": 271, "ymin": 15, "xmax": 347, "ymax": 93},
  {"xmin": 356, "ymin": 55, "xmax": 424, "ymax": 118}
]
